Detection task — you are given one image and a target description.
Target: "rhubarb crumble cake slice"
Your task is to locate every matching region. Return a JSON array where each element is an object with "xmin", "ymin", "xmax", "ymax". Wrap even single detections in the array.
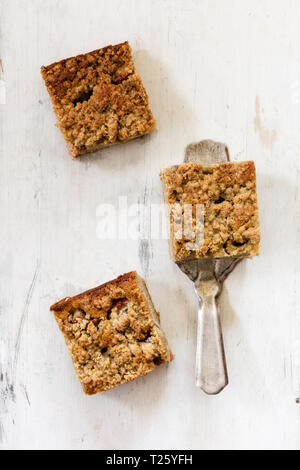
[
  {"xmin": 41, "ymin": 41, "xmax": 156, "ymax": 158},
  {"xmin": 50, "ymin": 272, "xmax": 173, "ymax": 395},
  {"xmin": 161, "ymin": 161, "xmax": 260, "ymax": 262}
]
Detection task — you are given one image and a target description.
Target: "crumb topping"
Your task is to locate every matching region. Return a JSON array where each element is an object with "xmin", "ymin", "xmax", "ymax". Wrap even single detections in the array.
[
  {"xmin": 161, "ymin": 161, "xmax": 260, "ymax": 261},
  {"xmin": 51, "ymin": 272, "xmax": 172, "ymax": 394},
  {"xmin": 41, "ymin": 42, "xmax": 156, "ymax": 157}
]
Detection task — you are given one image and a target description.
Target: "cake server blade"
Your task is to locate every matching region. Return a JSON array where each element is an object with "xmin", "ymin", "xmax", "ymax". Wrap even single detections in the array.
[{"xmin": 177, "ymin": 140, "xmax": 241, "ymax": 394}]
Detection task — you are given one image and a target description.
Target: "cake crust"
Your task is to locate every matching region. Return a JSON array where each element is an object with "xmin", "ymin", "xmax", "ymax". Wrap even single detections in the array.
[
  {"xmin": 51, "ymin": 272, "xmax": 172, "ymax": 395},
  {"xmin": 161, "ymin": 161, "xmax": 260, "ymax": 261},
  {"xmin": 41, "ymin": 42, "xmax": 156, "ymax": 157}
]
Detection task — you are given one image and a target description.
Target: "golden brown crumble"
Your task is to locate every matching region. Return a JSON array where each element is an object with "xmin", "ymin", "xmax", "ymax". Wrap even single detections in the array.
[
  {"xmin": 160, "ymin": 161, "xmax": 260, "ymax": 261},
  {"xmin": 41, "ymin": 42, "xmax": 156, "ymax": 158},
  {"xmin": 50, "ymin": 272, "xmax": 173, "ymax": 395}
]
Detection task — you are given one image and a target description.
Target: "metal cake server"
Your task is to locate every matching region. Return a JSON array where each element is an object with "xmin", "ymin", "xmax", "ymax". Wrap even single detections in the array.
[{"xmin": 177, "ymin": 140, "xmax": 241, "ymax": 394}]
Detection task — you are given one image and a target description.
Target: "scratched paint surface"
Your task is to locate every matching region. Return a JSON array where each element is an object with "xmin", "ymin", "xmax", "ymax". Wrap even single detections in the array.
[{"xmin": 0, "ymin": 0, "xmax": 300, "ymax": 450}]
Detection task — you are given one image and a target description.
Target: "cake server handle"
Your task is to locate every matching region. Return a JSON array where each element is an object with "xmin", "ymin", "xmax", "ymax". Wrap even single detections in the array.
[{"xmin": 194, "ymin": 281, "xmax": 228, "ymax": 394}]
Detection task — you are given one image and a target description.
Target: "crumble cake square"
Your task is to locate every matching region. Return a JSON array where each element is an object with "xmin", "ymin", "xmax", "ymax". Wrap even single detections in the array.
[
  {"xmin": 41, "ymin": 42, "xmax": 156, "ymax": 158},
  {"xmin": 50, "ymin": 272, "xmax": 172, "ymax": 395},
  {"xmin": 161, "ymin": 161, "xmax": 260, "ymax": 262}
]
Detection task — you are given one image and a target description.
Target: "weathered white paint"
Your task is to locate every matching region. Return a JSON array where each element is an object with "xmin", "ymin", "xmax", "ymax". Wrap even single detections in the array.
[{"xmin": 0, "ymin": 0, "xmax": 300, "ymax": 450}]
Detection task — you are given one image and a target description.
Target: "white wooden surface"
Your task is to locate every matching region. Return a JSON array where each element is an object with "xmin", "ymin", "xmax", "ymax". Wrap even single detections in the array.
[{"xmin": 1, "ymin": 0, "xmax": 300, "ymax": 450}]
